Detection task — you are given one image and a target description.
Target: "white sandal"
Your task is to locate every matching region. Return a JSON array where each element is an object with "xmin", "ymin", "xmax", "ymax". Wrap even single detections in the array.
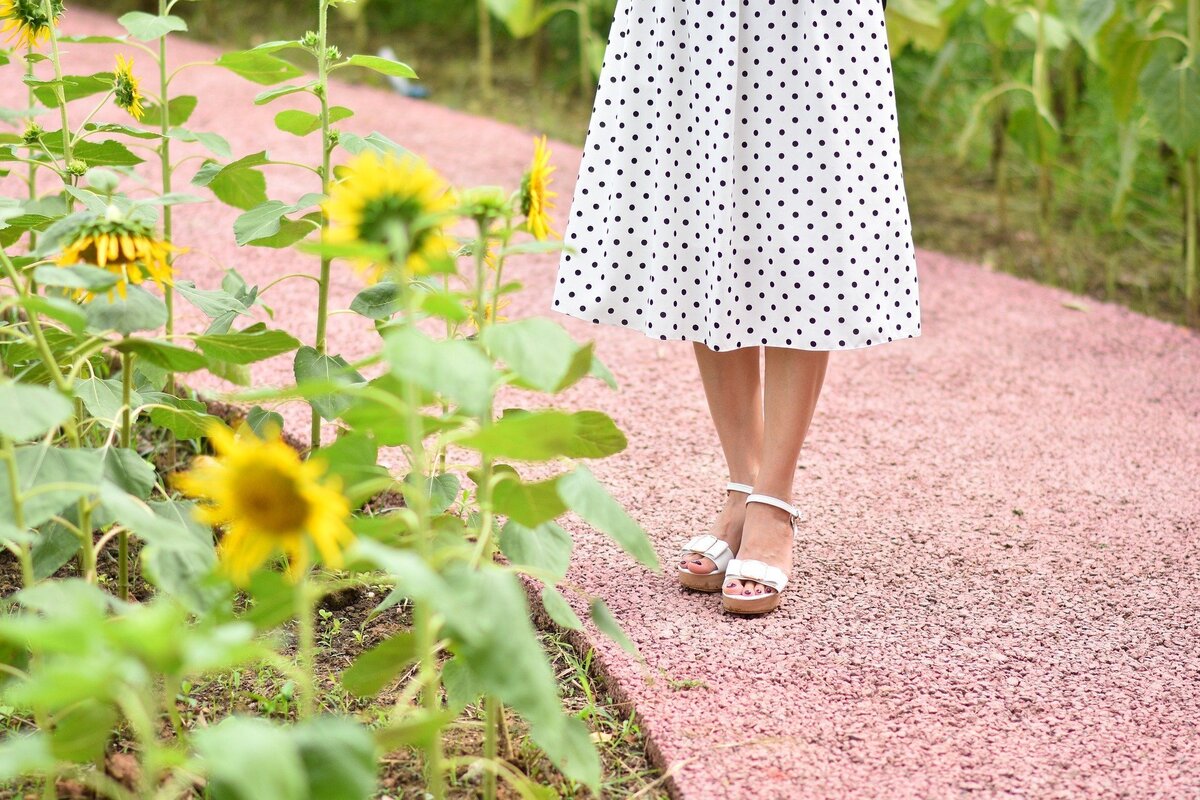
[
  {"xmin": 677, "ymin": 481, "xmax": 753, "ymax": 592},
  {"xmin": 721, "ymin": 493, "xmax": 799, "ymax": 615}
]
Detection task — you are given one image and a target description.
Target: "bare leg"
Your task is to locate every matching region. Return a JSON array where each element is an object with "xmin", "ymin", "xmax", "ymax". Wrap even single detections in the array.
[
  {"xmin": 726, "ymin": 347, "xmax": 829, "ymax": 595},
  {"xmin": 681, "ymin": 343, "xmax": 763, "ymax": 574}
]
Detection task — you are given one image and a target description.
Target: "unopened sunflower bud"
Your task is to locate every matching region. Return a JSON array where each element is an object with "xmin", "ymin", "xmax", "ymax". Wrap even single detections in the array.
[
  {"xmin": 21, "ymin": 122, "xmax": 43, "ymax": 144},
  {"xmin": 67, "ymin": 159, "xmax": 88, "ymax": 177}
]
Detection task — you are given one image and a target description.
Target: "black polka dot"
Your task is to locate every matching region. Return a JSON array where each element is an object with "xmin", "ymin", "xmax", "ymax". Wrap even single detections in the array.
[{"xmin": 552, "ymin": 0, "xmax": 921, "ymax": 352}]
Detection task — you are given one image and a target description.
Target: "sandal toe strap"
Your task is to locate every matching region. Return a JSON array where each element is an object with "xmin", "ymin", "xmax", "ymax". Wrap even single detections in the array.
[
  {"xmin": 680, "ymin": 534, "xmax": 733, "ymax": 572},
  {"xmin": 725, "ymin": 558, "xmax": 788, "ymax": 593}
]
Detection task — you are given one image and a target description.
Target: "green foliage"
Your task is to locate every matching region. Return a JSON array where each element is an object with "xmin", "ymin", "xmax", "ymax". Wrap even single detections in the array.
[{"xmin": 0, "ymin": 3, "xmax": 652, "ymax": 799}]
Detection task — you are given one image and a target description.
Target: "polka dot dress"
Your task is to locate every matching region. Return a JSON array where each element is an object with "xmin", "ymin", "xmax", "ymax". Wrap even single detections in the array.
[{"xmin": 552, "ymin": 0, "xmax": 922, "ymax": 351}]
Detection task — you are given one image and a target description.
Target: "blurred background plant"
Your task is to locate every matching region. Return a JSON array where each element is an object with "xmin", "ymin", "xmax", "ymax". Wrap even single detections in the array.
[{"xmin": 74, "ymin": 0, "xmax": 1200, "ymax": 326}]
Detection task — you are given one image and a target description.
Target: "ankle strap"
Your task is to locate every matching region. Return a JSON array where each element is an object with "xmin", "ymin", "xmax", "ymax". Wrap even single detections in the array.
[
  {"xmin": 726, "ymin": 481, "xmax": 754, "ymax": 494},
  {"xmin": 745, "ymin": 493, "xmax": 799, "ymax": 520}
]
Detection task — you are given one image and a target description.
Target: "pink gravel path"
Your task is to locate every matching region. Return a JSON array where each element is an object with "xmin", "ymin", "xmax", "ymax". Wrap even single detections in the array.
[{"xmin": 6, "ymin": 10, "xmax": 1200, "ymax": 798}]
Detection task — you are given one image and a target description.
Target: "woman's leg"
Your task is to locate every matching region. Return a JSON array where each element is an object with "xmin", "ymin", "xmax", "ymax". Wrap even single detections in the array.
[
  {"xmin": 681, "ymin": 343, "xmax": 763, "ymax": 574},
  {"xmin": 726, "ymin": 347, "xmax": 829, "ymax": 595}
]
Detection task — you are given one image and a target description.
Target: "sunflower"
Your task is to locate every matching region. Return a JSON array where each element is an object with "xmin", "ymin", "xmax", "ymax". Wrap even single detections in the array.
[
  {"xmin": 520, "ymin": 135, "xmax": 558, "ymax": 241},
  {"xmin": 0, "ymin": 0, "xmax": 62, "ymax": 50},
  {"xmin": 467, "ymin": 295, "xmax": 511, "ymax": 326},
  {"xmin": 57, "ymin": 208, "xmax": 179, "ymax": 300},
  {"xmin": 175, "ymin": 423, "xmax": 355, "ymax": 586},
  {"xmin": 113, "ymin": 55, "xmax": 145, "ymax": 122},
  {"xmin": 324, "ymin": 150, "xmax": 456, "ymax": 283}
]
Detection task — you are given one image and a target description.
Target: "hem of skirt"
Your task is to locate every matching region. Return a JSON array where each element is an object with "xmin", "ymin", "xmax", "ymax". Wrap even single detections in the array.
[{"xmin": 551, "ymin": 307, "xmax": 922, "ymax": 353}]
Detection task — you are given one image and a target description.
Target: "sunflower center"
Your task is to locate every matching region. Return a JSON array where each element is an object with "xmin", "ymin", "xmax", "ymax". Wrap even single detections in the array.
[{"xmin": 232, "ymin": 465, "xmax": 311, "ymax": 537}]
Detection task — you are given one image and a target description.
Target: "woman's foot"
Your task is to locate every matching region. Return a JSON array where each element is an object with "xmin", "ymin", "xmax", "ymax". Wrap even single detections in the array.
[
  {"xmin": 724, "ymin": 499, "xmax": 794, "ymax": 596},
  {"xmin": 679, "ymin": 488, "xmax": 749, "ymax": 575}
]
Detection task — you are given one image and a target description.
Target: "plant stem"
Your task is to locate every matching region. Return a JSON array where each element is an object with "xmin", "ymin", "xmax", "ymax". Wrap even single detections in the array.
[
  {"xmin": 25, "ymin": 43, "xmax": 39, "ymax": 248},
  {"xmin": 312, "ymin": 0, "xmax": 334, "ymax": 450},
  {"xmin": 0, "ymin": 439, "xmax": 34, "ymax": 588},
  {"xmin": 41, "ymin": 0, "xmax": 72, "ymax": 183},
  {"xmin": 1184, "ymin": 154, "xmax": 1198, "ymax": 315},
  {"xmin": 159, "ymin": 0, "xmax": 178, "ymax": 467},
  {"xmin": 398, "ymin": 276, "xmax": 446, "ymax": 800},
  {"xmin": 483, "ymin": 695, "xmax": 499, "ymax": 800},
  {"xmin": 118, "ymin": 346, "xmax": 134, "ymax": 602},
  {"xmin": 295, "ymin": 580, "xmax": 317, "ymax": 719}
]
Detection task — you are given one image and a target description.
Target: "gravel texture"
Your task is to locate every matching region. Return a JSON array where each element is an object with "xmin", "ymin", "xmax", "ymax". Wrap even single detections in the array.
[{"xmin": 7, "ymin": 11, "xmax": 1200, "ymax": 798}]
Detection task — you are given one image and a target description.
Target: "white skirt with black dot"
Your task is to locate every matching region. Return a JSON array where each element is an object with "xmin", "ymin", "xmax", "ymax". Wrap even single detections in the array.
[{"xmin": 552, "ymin": 0, "xmax": 922, "ymax": 352}]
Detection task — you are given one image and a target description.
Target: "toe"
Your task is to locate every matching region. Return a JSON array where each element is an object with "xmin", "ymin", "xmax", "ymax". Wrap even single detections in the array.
[{"xmin": 685, "ymin": 556, "xmax": 716, "ymax": 575}]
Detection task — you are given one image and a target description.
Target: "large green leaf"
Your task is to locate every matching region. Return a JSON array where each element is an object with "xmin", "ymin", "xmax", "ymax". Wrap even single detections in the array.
[
  {"xmin": 274, "ymin": 106, "xmax": 353, "ymax": 137},
  {"xmin": 1139, "ymin": 41, "xmax": 1200, "ymax": 155},
  {"xmin": 590, "ymin": 597, "xmax": 637, "ymax": 654},
  {"xmin": 192, "ymin": 151, "xmax": 270, "ymax": 210},
  {"xmin": 492, "ymin": 471, "xmax": 567, "ymax": 526},
  {"xmin": 115, "ymin": 338, "xmax": 209, "ymax": 372},
  {"xmin": 27, "ymin": 74, "xmax": 112, "ymax": 107},
  {"xmin": 499, "ymin": 520, "xmax": 572, "ymax": 582},
  {"xmin": 0, "ymin": 383, "xmax": 74, "ymax": 441},
  {"xmin": 0, "ymin": 446, "xmax": 103, "ymax": 529},
  {"xmin": 140, "ymin": 95, "xmax": 197, "ymax": 128},
  {"xmin": 384, "ymin": 326, "xmax": 497, "ymax": 417},
  {"xmin": 75, "ymin": 377, "xmax": 143, "ymax": 427},
  {"xmin": 291, "ymin": 718, "xmax": 378, "ymax": 800},
  {"xmin": 84, "ymin": 285, "xmax": 168, "ymax": 335},
  {"xmin": 482, "ymin": 317, "xmax": 594, "ymax": 393},
  {"xmin": 336, "ymin": 54, "xmax": 418, "ymax": 78},
  {"xmin": 341, "ymin": 632, "xmax": 415, "ymax": 697},
  {"xmin": 293, "ymin": 347, "xmax": 365, "ymax": 420},
  {"xmin": 32, "ymin": 264, "xmax": 118, "ymax": 292},
  {"xmin": 194, "ymin": 328, "xmax": 301, "ymax": 364},
  {"xmin": 556, "ymin": 466, "xmax": 658, "ymax": 569},
  {"xmin": 118, "ymin": 11, "xmax": 188, "ymax": 40},
  {"xmin": 196, "ymin": 717, "xmax": 306, "ymax": 800},
  {"xmin": 215, "ymin": 50, "xmax": 306, "ymax": 85},
  {"xmin": 460, "ymin": 409, "xmax": 626, "ymax": 461},
  {"xmin": 540, "ymin": 586, "xmax": 583, "ymax": 630},
  {"xmin": 349, "ymin": 281, "xmax": 401, "ymax": 320}
]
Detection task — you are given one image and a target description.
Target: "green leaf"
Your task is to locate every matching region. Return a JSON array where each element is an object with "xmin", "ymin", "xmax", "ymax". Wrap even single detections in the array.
[
  {"xmin": 118, "ymin": 11, "xmax": 188, "ymax": 40},
  {"xmin": 337, "ymin": 131, "xmax": 410, "ymax": 159},
  {"xmin": 147, "ymin": 402, "xmax": 214, "ymax": 440},
  {"xmin": 1139, "ymin": 41, "xmax": 1200, "ymax": 155},
  {"xmin": 254, "ymin": 82, "xmax": 317, "ymax": 105},
  {"xmin": 246, "ymin": 405, "xmax": 284, "ymax": 437},
  {"xmin": 274, "ymin": 106, "xmax": 353, "ymax": 136},
  {"xmin": 483, "ymin": 317, "xmax": 594, "ymax": 393},
  {"xmin": 556, "ymin": 466, "xmax": 658, "ymax": 569},
  {"xmin": 167, "ymin": 127, "xmax": 232, "ymax": 159},
  {"xmin": 589, "ymin": 597, "xmax": 637, "ymax": 654},
  {"xmin": 492, "ymin": 472, "xmax": 568, "ymax": 527},
  {"xmin": 194, "ymin": 329, "xmax": 300, "ymax": 364},
  {"xmin": 0, "ymin": 446, "xmax": 103, "ymax": 530},
  {"xmin": 293, "ymin": 347, "xmax": 365, "ymax": 420},
  {"xmin": 337, "ymin": 54, "xmax": 418, "ymax": 78},
  {"xmin": 349, "ymin": 281, "xmax": 401, "ymax": 319},
  {"xmin": 101, "ymin": 447, "xmax": 156, "ymax": 498},
  {"xmin": 540, "ymin": 586, "xmax": 583, "ymax": 629},
  {"xmin": 292, "ymin": 718, "xmax": 378, "ymax": 800},
  {"xmin": 32, "ymin": 264, "xmax": 118, "ymax": 292},
  {"xmin": 317, "ymin": 434, "xmax": 389, "ymax": 506},
  {"xmin": 460, "ymin": 409, "xmax": 626, "ymax": 461},
  {"xmin": 116, "ymin": 338, "xmax": 209, "ymax": 372},
  {"xmin": 20, "ymin": 295, "xmax": 87, "ymax": 335},
  {"xmin": 192, "ymin": 151, "xmax": 270, "ymax": 210},
  {"xmin": 196, "ymin": 717, "xmax": 306, "ymax": 800},
  {"xmin": 232, "ymin": 196, "xmax": 321, "ymax": 247},
  {"xmin": 499, "ymin": 520, "xmax": 572, "ymax": 582},
  {"xmin": 68, "ymin": 139, "xmax": 144, "ymax": 167},
  {"xmin": 50, "ymin": 700, "xmax": 116, "ymax": 763},
  {"xmin": 0, "ymin": 383, "xmax": 74, "ymax": 441},
  {"xmin": 0, "ymin": 733, "xmax": 54, "ymax": 782},
  {"xmin": 384, "ymin": 326, "xmax": 497, "ymax": 417},
  {"xmin": 144, "ymin": 498, "xmax": 220, "ymax": 611},
  {"xmin": 32, "ymin": 521, "xmax": 79, "ymax": 580},
  {"xmin": 215, "ymin": 49, "xmax": 306, "ymax": 85},
  {"xmin": 175, "ymin": 279, "xmax": 253, "ymax": 320},
  {"xmin": 342, "ymin": 632, "xmax": 416, "ymax": 697},
  {"xmin": 28, "ymin": 74, "xmax": 112, "ymax": 107},
  {"xmin": 75, "ymin": 377, "xmax": 143, "ymax": 427},
  {"xmin": 84, "ymin": 284, "xmax": 167, "ymax": 335},
  {"xmin": 140, "ymin": 94, "xmax": 197, "ymax": 128}
]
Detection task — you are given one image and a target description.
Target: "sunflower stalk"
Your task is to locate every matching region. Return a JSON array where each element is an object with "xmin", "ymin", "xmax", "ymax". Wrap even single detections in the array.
[
  {"xmin": 38, "ymin": 0, "xmax": 71, "ymax": 186},
  {"xmin": 295, "ymin": 580, "xmax": 317, "ymax": 719},
  {"xmin": 312, "ymin": 0, "xmax": 335, "ymax": 450},
  {"xmin": 158, "ymin": 0, "xmax": 178, "ymax": 464},
  {"xmin": 118, "ymin": 345, "xmax": 134, "ymax": 602},
  {"xmin": 0, "ymin": 437, "xmax": 35, "ymax": 588},
  {"xmin": 397, "ymin": 271, "xmax": 447, "ymax": 800}
]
